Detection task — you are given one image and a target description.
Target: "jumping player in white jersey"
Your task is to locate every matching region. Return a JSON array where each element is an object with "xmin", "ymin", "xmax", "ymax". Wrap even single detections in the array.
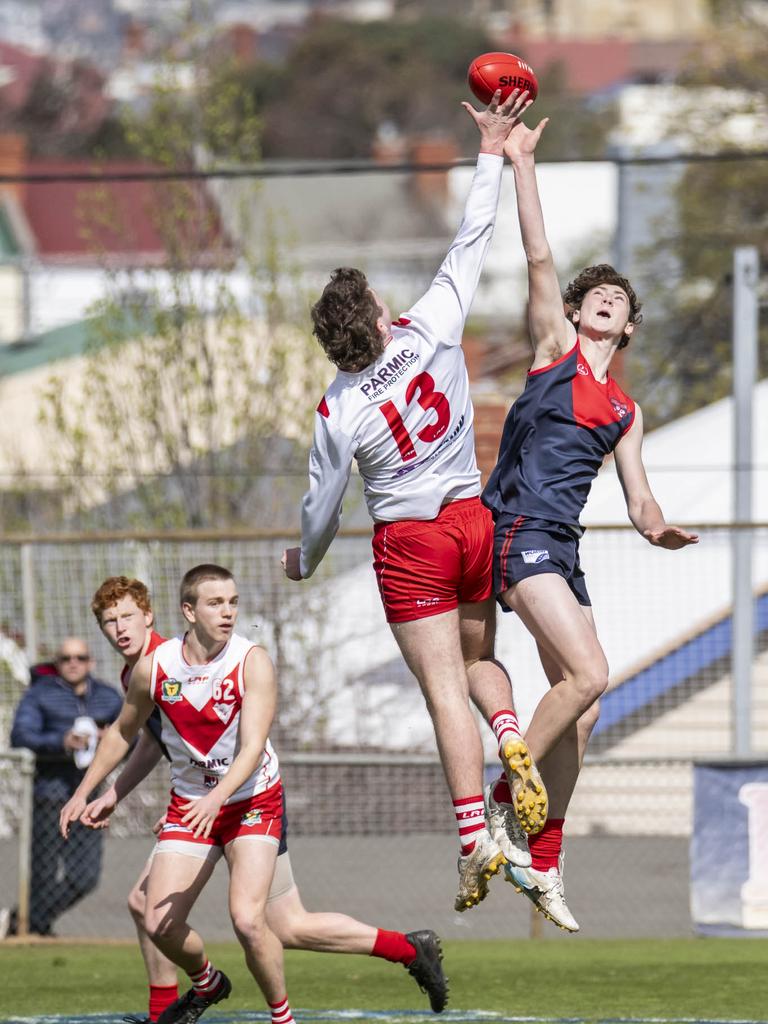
[
  {"xmin": 60, "ymin": 565, "xmax": 296, "ymax": 1024},
  {"xmin": 282, "ymin": 89, "xmax": 546, "ymax": 912},
  {"xmin": 81, "ymin": 575, "xmax": 448, "ymax": 1019},
  {"xmin": 481, "ymin": 118, "xmax": 698, "ymax": 931}
]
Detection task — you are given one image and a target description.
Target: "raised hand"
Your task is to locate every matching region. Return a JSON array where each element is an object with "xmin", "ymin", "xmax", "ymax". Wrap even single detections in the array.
[
  {"xmin": 503, "ymin": 117, "xmax": 549, "ymax": 161},
  {"xmin": 463, "ymin": 88, "xmax": 534, "ymax": 156}
]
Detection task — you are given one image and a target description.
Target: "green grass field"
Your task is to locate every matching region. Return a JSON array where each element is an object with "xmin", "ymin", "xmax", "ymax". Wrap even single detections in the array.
[{"xmin": 2, "ymin": 938, "xmax": 768, "ymax": 1023}]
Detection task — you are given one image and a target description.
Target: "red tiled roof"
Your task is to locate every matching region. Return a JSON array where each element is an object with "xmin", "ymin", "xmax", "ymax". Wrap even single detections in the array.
[
  {"xmin": 21, "ymin": 160, "xmax": 229, "ymax": 265},
  {"xmin": 0, "ymin": 40, "xmax": 48, "ymax": 111},
  {"xmin": 500, "ymin": 36, "xmax": 695, "ymax": 96},
  {"xmin": 507, "ymin": 38, "xmax": 633, "ymax": 95}
]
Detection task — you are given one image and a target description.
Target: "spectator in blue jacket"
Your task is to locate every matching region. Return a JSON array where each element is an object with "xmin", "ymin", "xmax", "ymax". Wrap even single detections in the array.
[{"xmin": 7, "ymin": 637, "xmax": 122, "ymax": 936}]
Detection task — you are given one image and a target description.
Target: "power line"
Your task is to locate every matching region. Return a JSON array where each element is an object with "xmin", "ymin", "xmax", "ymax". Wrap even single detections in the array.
[{"xmin": 2, "ymin": 149, "xmax": 768, "ymax": 184}]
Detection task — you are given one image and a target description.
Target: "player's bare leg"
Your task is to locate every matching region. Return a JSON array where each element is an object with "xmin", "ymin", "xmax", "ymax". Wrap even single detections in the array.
[
  {"xmin": 502, "ymin": 573, "xmax": 609, "ymax": 763},
  {"xmin": 460, "ymin": 600, "xmax": 541, "ymax": 859},
  {"xmin": 226, "ymin": 837, "xmax": 291, "ymax": 1009},
  {"xmin": 390, "ymin": 609, "xmax": 506, "ymax": 911},
  {"xmin": 535, "ymin": 623, "xmax": 601, "ymax": 816},
  {"xmin": 265, "ymin": 866, "xmax": 448, "ymax": 1012},
  {"xmin": 502, "ymin": 605, "xmax": 600, "ymax": 933},
  {"xmin": 127, "ymin": 857, "xmax": 178, "ymax": 1021},
  {"xmin": 143, "ymin": 851, "xmax": 230, "ymax": 1024}
]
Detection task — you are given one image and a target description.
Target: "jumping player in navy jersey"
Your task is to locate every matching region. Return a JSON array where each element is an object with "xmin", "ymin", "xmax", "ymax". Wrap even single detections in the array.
[{"xmin": 481, "ymin": 116, "xmax": 699, "ymax": 931}]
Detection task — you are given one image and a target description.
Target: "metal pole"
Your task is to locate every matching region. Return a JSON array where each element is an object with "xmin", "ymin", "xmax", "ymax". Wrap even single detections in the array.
[
  {"xmin": 21, "ymin": 256, "xmax": 32, "ymax": 342},
  {"xmin": 612, "ymin": 146, "xmax": 631, "ymax": 274},
  {"xmin": 20, "ymin": 543, "xmax": 38, "ymax": 664},
  {"xmin": 16, "ymin": 749, "xmax": 35, "ymax": 937},
  {"xmin": 731, "ymin": 246, "xmax": 759, "ymax": 756}
]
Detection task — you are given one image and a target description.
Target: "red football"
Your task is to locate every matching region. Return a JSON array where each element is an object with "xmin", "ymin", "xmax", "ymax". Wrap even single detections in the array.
[{"xmin": 467, "ymin": 51, "xmax": 538, "ymax": 106}]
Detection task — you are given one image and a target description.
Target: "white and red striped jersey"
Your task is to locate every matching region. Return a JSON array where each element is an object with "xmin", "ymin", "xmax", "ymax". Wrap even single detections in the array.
[
  {"xmin": 299, "ymin": 152, "xmax": 504, "ymax": 579},
  {"xmin": 149, "ymin": 633, "xmax": 279, "ymax": 803}
]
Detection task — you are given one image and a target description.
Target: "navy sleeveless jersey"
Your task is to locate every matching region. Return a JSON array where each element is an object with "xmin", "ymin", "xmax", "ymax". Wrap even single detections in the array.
[{"xmin": 482, "ymin": 340, "xmax": 635, "ymax": 528}]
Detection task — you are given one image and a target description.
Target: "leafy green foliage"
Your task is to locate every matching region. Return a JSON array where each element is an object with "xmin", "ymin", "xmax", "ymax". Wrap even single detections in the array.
[
  {"xmin": 38, "ymin": 35, "xmax": 325, "ymax": 531},
  {"xmin": 207, "ymin": 16, "xmax": 615, "ymax": 161},
  {"xmin": 629, "ymin": 11, "xmax": 768, "ymax": 426}
]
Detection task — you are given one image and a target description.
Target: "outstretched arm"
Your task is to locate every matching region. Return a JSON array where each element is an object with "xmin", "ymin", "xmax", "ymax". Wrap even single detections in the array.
[
  {"xmin": 614, "ymin": 407, "xmax": 699, "ymax": 549},
  {"xmin": 283, "ymin": 411, "xmax": 357, "ymax": 581},
  {"xmin": 80, "ymin": 728, "xmax": 164, "ymax": 828},
  {"xmin": 403, "ymin": 88, "xmax": 532, "ymax": 343},
  {"xmin": 504, "ymin": 118, "xmax": 575, "ymax": 367}
]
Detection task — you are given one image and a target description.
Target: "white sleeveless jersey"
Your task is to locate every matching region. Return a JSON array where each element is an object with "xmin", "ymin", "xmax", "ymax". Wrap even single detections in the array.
[
  {"xmin": 299, "ymin": 152, "xmax": 504, "ymax": 579},
  {"xmin": 150, "ymin": 633, "xmax": 279, "ymax": 803}
]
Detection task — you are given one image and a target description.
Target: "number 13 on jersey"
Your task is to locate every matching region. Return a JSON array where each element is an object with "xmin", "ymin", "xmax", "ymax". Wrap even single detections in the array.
[{"xmin": 379, "ymin": 372, "xmax": 451, "ymax": 462}]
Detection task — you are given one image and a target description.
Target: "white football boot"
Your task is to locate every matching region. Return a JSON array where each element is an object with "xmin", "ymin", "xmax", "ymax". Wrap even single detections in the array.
[
  {"xmin": 505, "ymin": 854, "xmax": 580, "ymax": 932},
  {"xmin": 454, "ymin": 829, "xmax": 506, "ymax": 912},
  {"xmin": 485, "ymin": 781, "xmax": 531, "ymax": 867}
]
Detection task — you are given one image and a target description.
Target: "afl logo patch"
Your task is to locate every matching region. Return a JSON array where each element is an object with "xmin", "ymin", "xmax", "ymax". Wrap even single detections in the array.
[
  {"xmin": 241, "ymin": 809, "xmax": 262, "ymax": 827},
  {"xmin": 576, "ymin": 362, "xmax": 590, "ymax": 376},
  {"xmin": 161, "ymin": 679, "xmax": 182, "ymax": 703},
  {"xmin": 610, "ymin": 397, "xmax": 629, "ymax": 418}
]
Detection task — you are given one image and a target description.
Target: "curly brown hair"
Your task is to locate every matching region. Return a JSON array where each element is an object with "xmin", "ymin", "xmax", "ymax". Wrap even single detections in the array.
[
  {"xmin": 311, "ymin": 267, "xmax": 386, "ymax": 373},
  {"xmin": 91, "ymin": 576, "xmax": 152, "ymax": 622},
  {"xmin": 563, "ymin": 264, "xmax": 643, "ymax": 349}
]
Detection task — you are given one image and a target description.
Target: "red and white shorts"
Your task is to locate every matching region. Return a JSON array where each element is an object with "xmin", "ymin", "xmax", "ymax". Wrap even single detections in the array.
[
  {"xmin": 372, "ymin": 497, "xmax": 493, "ymax": 623},
  {"xmin": 156, "ymin": 781, "xmax": 283, "ymax": 860}
]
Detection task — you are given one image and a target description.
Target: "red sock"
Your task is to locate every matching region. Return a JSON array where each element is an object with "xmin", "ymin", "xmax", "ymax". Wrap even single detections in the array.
[
  {"xmin": 492, "ymin": 775, "xmax": 512, "ymax": 803},
  {"xmin": 149, "ymin": 984, "xmax": 179, "ymax": 1022},
  {"xmin": 490, "ymin": 709, "xmax": 521, "ymax": 752},
  {"xmin": 453, "ymin": 794, "xmax": 485, "ymax": 855},
  {"xmin": 371, "ymin": 928, "xmax": 417, "ymax": 965},
  {"xmin": 529, "ymin": 818, "xmax": 565, "ymax": 872},
  {"xmin": 269, "ymin": 996, "xmax": 295, "ymax": 1024}
]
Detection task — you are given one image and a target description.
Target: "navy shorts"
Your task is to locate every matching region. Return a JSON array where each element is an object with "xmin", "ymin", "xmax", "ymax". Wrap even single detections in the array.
[{"xmin": 492, "ymin": 514, "xmax": 591, "ymax": 608}]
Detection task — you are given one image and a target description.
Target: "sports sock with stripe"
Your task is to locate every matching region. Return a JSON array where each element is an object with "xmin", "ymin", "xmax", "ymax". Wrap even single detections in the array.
[
  {"xmin": 490, "ymin": 708, "xmax": 522, "ymax": 750},
  {"xmin": 453, "ymin": 794, "xmax": 486, "ymax": 855},
  {"xmin": 189, "ymin": 960, "xmax": 223, "ymax": 999},
  {"xmin": 269, "ymin": 996, "xmax": 295, "ymax": 1024}
]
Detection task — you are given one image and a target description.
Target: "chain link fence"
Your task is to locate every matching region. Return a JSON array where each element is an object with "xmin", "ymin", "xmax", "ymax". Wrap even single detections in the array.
[{"xmin": 1, "ymin": 526, "xmax": 767, "ymax": 939}]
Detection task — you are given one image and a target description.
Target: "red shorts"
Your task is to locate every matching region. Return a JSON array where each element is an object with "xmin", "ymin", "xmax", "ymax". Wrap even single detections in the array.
[
  {"xmin": 372, "ymin": 497, "xmax": 493, "ymax": 623},
  {"xmin": 156, "ymin": 781, "xmax": 283, "ymax": 858}
]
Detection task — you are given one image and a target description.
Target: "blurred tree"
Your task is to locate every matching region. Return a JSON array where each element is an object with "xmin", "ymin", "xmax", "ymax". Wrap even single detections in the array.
[
  {"xmin": 627, "ymin": 4, "xmax": 768, "ymax": 426},
  {"xmin": 0, "ymin": 57, "xmax": 113, "ymax": 157},
  {"xmin": 39, "ymin": 27, "xmax": 325, "ymax": 532},
  {"xmin": 223, "ymin": 16, "xmax": 616, "ymax": 160},
  {"xmin": 36, "ymin": 14, "xmax": 336, "ymax": 745}
]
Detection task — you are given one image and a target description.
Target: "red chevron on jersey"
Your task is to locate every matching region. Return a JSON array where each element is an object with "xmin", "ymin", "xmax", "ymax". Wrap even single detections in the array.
[
  {"xmin": 317, "ymin": 396, "xmax": 329, "ymax": 418},
  {"xmin": 572, "ymin": 357, "xmax": 635, "ymax": 432},
  {"xmin": 150, "ymin": 633, "xmax": 279, "ymax": 803},
  {"xmin": 154, "ymin": 660, "xmax": 240, "ymax": 758}
]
